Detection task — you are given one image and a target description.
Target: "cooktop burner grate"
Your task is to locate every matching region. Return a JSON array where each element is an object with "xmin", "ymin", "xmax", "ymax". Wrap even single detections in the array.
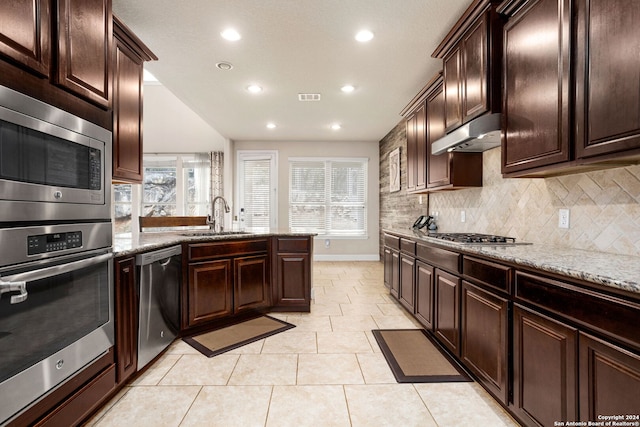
[{"xmin": 426, "ymin": 233, "xmax": 518, "ymax": 244}]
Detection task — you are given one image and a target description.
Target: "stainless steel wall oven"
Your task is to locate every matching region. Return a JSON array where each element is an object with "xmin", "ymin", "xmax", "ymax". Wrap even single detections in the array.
[{"xmin": 0, "ymin": 85, "xmax": 114, "ymax": 425}]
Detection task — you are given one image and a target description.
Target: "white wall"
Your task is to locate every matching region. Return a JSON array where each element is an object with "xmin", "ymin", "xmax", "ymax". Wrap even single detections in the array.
[
  {"xmin": 141, "ymin": 87, "xmax": 380, "ymax": 260},
  {"xmin": 143, "ymin": 84, "xmax": 227, "ymax": 153},
  {"xmin": 234, "ymin": 140, "xmax": 380, "ymax": 261}
]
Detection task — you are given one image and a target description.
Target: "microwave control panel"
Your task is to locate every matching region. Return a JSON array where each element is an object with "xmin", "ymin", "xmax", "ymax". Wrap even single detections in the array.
[{"xmin": 27, "ymin": 231, "xmax": 83, "ymax": 255}]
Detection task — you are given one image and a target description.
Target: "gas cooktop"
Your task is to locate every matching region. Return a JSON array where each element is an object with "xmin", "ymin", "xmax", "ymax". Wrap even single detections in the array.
[{"xmin": 425, "ymin": 233, "xmax": 529, "ymax": 245}]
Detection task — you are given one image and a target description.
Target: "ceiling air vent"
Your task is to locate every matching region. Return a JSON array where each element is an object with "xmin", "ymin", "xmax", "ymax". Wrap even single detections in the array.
[{"xmin": 298, "ymin": 93, "xmax": 321, "ymax": 101}]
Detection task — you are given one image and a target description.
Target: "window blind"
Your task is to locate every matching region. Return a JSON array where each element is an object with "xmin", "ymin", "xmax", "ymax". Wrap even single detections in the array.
[
  {"xmin": 241, "ymin": 159, "xmax": 271, "ymax": 228},
  {"xmin": 289, "ymin": 158, "xmax": 367, "ymax": 236}
]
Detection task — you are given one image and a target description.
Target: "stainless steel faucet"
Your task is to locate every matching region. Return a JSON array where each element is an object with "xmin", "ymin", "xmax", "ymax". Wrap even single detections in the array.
[{"xmin": 207, "ymin": 196, "xmax": 230, "ymax": 232}]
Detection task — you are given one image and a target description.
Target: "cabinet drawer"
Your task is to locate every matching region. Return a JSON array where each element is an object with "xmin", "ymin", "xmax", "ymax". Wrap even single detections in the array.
[
  {"xmin": 515, "ymin": 271, "xmax": 640, "ymax": 351},
  {"xmin": 277, "ymin": 237, "xmax": 309, "ymax": 252},
  {"xmin": 400, "ymin": 238, "xmax": 416, "ymax": 255},
  {"xmin": 417, "ymin": 243, "xmax": 460, "ymax": 273},
  {"xmin": 35, "ymin": 364, "xmax": 116, "ymax": 427},
  {"xmin": 384, "ymin": 234, "xmax": 400, "ymax": 250},
  {"xmin": 463, "ymin": 256, "xmax": 512, "ymax": 294},
  {"xmin": 188, "ymin": 239, "xmax": 268, "ymax": 261}
]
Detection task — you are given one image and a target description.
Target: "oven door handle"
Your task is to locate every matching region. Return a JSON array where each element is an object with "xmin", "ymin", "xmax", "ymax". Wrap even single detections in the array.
[
  {"xmin": 0, "ymin": 253, "xmax": 113, "ymax": 304},
  {"xmin": 0, "ymin": 280, "xmax": 28, "ymax": 304}
]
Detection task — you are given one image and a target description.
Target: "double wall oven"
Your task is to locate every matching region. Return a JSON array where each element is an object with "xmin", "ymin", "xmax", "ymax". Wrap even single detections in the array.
[{"xmin": 0, "ymin": 85, "xmax": 113, "ymax": 425}]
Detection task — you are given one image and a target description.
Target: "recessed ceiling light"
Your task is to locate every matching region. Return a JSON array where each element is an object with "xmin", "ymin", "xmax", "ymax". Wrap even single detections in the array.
[
  {"xmin": 266, "ymin": 123, "xmax": 277, "ymax": 129},
  {"xmin": 246, "ymin": 84, "xmax": 263, "ymax": 93},
  {"xmin": 331, "ymin": 123, "xmax": 342, "ymax": 130},
  {"xmin": 216, "ymin": 62, "xmax": 233, "ymax": 70},
  {"xmin": 341, "ymin": 85, "xmax": 355, "ymax": 93},
  {"xmin": 355, "ymin": 30, "xmax": 374, "ymax": 42},
  {"xmin": 221, "ymin": 28, "xmax": 241, "ymax": 41}
]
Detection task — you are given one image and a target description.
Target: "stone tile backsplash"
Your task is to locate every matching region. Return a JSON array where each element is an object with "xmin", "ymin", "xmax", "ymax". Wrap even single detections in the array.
[{"xmin": 379, "ymin": 121, "xmax": 640, "ymax": 256}]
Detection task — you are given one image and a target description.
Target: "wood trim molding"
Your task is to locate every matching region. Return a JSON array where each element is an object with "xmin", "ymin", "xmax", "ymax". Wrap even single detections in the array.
[{"xmin": 139, "ymin": 216, "xmax": 208, "ymax": 230}]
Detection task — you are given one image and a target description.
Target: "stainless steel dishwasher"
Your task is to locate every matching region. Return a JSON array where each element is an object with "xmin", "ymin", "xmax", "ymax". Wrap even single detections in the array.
[{"xmin": 136, "ymin": 244, "xmax": 182, "ymax": 370}]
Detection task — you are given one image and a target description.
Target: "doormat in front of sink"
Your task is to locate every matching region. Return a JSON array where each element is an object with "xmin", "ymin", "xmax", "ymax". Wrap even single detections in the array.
[
  {"xmin": 372, "ymin": 329, "xmax": 472, "ymax": 383},
  {"xmin": 183, "ymin": 315, "xmax": 295, "ymax": 357}
]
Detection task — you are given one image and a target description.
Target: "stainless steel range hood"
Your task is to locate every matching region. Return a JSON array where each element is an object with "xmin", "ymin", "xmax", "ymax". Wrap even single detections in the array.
[{"xmin": 431, "ymin": 113, "xmax": 502, "ymax": 155}]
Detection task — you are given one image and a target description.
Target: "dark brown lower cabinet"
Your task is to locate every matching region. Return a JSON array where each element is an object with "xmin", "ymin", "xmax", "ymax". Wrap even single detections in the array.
[
  {"xmin": 579, "ymin": 332, "xmax": 640, "ymax": 420},
  {"xmin": 114, "ymin": 256, "xmax": 138, "ymax": 384},
  {"xmin": 390, "ymin": 250, "xmax": 400, "ymax": 299},
  {"xmin": 34, "ymin": 364, "xmax": 116, "ymax": 427},
  {"xmin": 383, "ymin": 247, "xmax": 393, "ymax": 289},
  {"xmin": 512, "ymin": 304, "xmax": 578, "ymax": 427},
  {"xmin": 273, "ymin": 253, "xmax": 309, "ymax": 309},
  {"xmin": 234, "ymin": 255, "xmax": 270, "ymax": 312},
  {"xmin": 399, "ymin": 254, "xmax": 416, "ymax": 312},
  {"xmin": 383, "ymin": 233, "xmax": 640, "ymax": 427},
  {"xmin": 434, "ymin": 268, "xmax": 461, "ymax": 357},
  {"xmin": 187, "ymin": 259, "xmax": 233, "ymax": 326},
  {"xmin": 415, "ymin": 260, "xmax": 434, "ymax": 330},
  {"xmin": 272, "ymin": 236, "xmax": 312, "ymax": 311},
  {"xmin": 7, "ymin": 350, "xmax": 115, "ymax": 427},
  {"xmin": 461, "ymin": 281, "xmax": 509, "ymax": 404}
]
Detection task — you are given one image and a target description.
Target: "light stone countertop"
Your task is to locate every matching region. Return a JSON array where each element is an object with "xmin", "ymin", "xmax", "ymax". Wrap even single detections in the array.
[
  {"xmin": 384, "ymin": 228, "xmax": 640, "ymax": 296},
  {"xmin": 114, "ymin": 228, "xmax": 316, "ymax": 258}
]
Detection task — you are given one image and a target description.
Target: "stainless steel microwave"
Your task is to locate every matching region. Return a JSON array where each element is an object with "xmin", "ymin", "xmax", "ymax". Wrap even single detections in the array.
[{"xmin": 0, "ymin": 85, "xmax": 112, "ymax": 223}]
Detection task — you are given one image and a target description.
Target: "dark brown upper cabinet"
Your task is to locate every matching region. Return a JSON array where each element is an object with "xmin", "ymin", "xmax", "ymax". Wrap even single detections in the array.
[
  {"xmin": 0, "ymin": 0, "xmax": 51, "ymax": 77},
  {"xmin": 500, "ymin": 0, "xmax": 640, "ymax": 177},
  {"xmin": 574, "ymin": 0, "xmax": 640, "ymax": 161},
  {"xmin": 56, "ymin": 0, "xmax": 112, "ymax": 108},
  {"xmin": 500, "ymin": 0, "xmax": 571, "ymax": 175},
  {"xmin": 426, "ymin": 77, "xmax": 483, "ymax": 190},
  {"xmin": 112, "ymin": 15, "xmax": 157, "ymax": 184},
  {"xmin": 401, "ymin": 74, "xmax": 483, "ymax": 193},
  {"xmin": 432, "ymin": 0, "xmax": 504, "ymax": 133},
  {"xmin": 443, "ymin": 47, "xmax": 463, "ymax": 131},
  {"xmin": 0, "ymin": 0, "xmax": 112, "ymax": 129},
  {"xmin": 402, "ymin": 75, "xmax": 434, "ymax": 194},
  {"xmin": 402, "ymin": 78, "xmax": 430, "ymax": 194}
]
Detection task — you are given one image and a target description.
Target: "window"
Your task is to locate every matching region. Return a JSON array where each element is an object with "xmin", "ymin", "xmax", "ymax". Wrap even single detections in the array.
[
  {"xmin": 142, "ymin": 154, "xmax": 211, "ymax": 217},
  {"xmin": 236, "ymin": 151, "xmax": 278, "ymax": 229},
  {"xmin": 289, "ymin": 158, "xmax": 367, "ymax": 236},
  {"xmin": 113, "ymin": 183, "xmax": 133, "ymax": 234},
  {"xmin": 112, "ymin": 154, "xmax": 211, "ymax": 234},
  {"xmin": 142, "ymin": 163, "xmax": 177, "ymax": 217}
]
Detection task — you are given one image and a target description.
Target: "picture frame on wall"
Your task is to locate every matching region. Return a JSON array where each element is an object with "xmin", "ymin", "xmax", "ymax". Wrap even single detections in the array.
[{"xmin": 389, "ymin": 147, "xmax": 400, "ymax": 192}]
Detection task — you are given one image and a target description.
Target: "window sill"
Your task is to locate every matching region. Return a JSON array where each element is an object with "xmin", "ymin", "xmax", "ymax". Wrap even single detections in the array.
[{"xmin": 313, "ymin": 235, "xmax": 369, "ymax": 240}]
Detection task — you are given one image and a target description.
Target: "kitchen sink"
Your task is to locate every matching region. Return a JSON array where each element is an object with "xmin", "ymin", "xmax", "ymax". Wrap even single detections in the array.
[{"xmin": 180, "ymin": 230, "xmax": 252, "ymax": 237}]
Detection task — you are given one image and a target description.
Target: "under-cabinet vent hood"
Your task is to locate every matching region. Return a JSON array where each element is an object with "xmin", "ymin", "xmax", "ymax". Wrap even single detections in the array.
[{"xmin": 431, "ymin": 113, "xmax": 502, "ymax": 155}]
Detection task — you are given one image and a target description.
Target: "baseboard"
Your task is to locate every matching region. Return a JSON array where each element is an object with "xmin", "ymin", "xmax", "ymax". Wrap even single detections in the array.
[{"xmin": 313, "ymin": 254, "xmax": 380, "ymax": 262}]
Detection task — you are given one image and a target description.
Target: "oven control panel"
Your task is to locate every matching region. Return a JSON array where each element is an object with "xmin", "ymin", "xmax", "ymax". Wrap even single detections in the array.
[{"xmin": 27, "ymin": 231, "xmax": 83, "ymax": 255}]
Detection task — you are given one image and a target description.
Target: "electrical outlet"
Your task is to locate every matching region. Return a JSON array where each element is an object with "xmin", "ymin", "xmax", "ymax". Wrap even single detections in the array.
[
  {"xmin": 559, "ymin": 209, "xmax": 570, "ymax": 229},
  {"xmin": 324, "ymin": 239, "xmax": 330, "ymax": 248},
  {"xmin": 419, "ymin": 195, "xmax": 423, "ymax": 205},
  {"xmin": 460, "ymin": 210, "xmax": 466, "ymax": 223}
]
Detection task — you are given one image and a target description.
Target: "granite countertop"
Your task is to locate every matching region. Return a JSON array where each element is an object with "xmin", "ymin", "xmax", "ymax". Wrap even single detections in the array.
[
  {"xmin": 114, "ymin": 228, "xmax": 316, "ymax": 258},
  {"xmin": 384, "ymin": 228, "xmax": 640, "ymax": 296}
]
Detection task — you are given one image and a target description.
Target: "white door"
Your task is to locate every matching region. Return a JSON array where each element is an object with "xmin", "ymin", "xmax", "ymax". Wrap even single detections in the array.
[{"xmin": 236, "ymin": 151, "xmax": 278, "ymax": 229}]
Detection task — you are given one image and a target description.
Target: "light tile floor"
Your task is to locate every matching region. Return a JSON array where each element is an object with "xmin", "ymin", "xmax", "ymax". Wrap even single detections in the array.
[{"xmin": 86, "ymin": 261, "xmax": 521, "ymax": 427}]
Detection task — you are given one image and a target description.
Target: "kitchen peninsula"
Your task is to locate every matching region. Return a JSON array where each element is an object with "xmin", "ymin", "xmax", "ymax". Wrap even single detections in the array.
[{"xmin": 112, "ymin": 229, "xmax": 315, "ymax": 386}]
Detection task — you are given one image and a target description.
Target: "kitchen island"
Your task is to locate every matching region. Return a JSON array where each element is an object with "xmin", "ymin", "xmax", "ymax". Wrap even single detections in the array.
[{"xmin": 383, "ymin": 228, "xmax": 640, "ymax": 427}]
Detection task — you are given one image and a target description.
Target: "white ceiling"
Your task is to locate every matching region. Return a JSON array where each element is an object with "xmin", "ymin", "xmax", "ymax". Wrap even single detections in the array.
[{"xmin": 112, "ymin": 0, "xmax": 470, "ymax": 143}]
